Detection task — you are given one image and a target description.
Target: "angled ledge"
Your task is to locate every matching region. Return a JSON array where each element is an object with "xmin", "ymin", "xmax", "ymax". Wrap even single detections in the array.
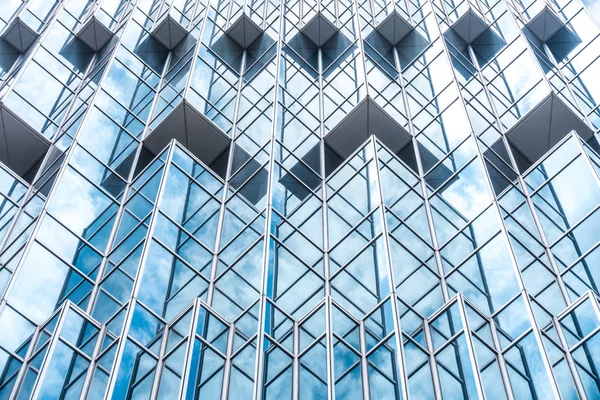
[
  {"xmin": 0, "ymin": 105, "xmax": 50, "ymax": 181},
  {"xmin": 444, "ymin": 8, "xmax": 505, "ymax": 74},
  {"xmin": 144, "ymin": 100, "xmax": 231, "ymax": 169},
  {"xmin": 150, "ymin": 13, "xmax": 189, "ymax": 50},
  {"xmin": 227, "ymin": 146, "xmax": 268, "ymax": 204},
  {"xmin": 279, "ymin": 97, "xmax": 414, "ymax": 200},
  {"xmin": 325, "ymin": 96, "xmax": 412, "ymax": 160},
  {"xmin": 76, "ymin": 15, "xmax": 114, "ymax": 52},
  {"xmin": 374, "ymin": 10, "xmax": 413, "ymax": 46},
  {"xmin": 364, "ymin": 11, "xmax": 428, "ymax": 72},
  {"xmin": 2, "ymin": 17, "xmax": 39, "ymax": 53},
  {"xmin": 506, "ymin": 92, "xmax": 593, "ymax": 173},
  {"xmin": 525, "ymin": 6, "xmax": 565, "ymax": 42},
  {"xmin": 524, "ymin": 6, "xmax": 580, "ymax": 61},
  {"xmin": 287, "ymin": 12, "xmax": 352, "ymax": 78},
  {"xmin": 279, "ymin": 144, "xmax": 341, "ymax": 200},
  {"xmin": 450, "ymin": 8, "xmax": 490, "ymax": 44},
  {"xmin": 301, "ymin": 12, "xmax": 339, "ymax": 47},
  {"xmin": 226, "ymin": 12, "xmax": 264, "ymax": 49},
  {"xmin": 0, "ymin": 37, "xmax": 20, "ymax": 73}
]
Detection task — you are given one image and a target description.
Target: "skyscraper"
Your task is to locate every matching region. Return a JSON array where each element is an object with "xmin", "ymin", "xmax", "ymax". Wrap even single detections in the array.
[{"xmin": 0, "ymin": 0, "xmax": 599, "ymax": 398}]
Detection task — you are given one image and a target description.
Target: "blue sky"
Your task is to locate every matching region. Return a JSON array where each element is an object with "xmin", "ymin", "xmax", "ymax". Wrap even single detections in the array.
[{"xmin": 584, "ymin": 0, "xmax": 600, "ymax": 24}]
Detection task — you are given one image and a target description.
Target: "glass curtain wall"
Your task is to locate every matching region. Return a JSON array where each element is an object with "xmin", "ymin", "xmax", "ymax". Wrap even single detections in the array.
[{"xmin": 0, "ymin": 0, "xmax": 599, "ymax": 399}]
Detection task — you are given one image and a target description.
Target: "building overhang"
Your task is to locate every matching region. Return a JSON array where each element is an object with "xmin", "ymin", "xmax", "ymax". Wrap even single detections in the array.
[
  {"xmin": 523, "ymin": 6, "xmax": 580, "ymax": 61},
  {"xmin": 225, "ymin": 12, "xmax": 264, "ymax": 49},
  {"xmin": 2, "ymin": 17, "xmax": 39, "ymax": 53},
  {"xmin": 143, "ymin": 100, "xmax": 231, "ymax": 168},
  {"xmin": 449, "ymin": 8, "xmax": 490, "ymax": 44},
  {"xmin": 76, "ymin": 15, "xmax": 115, "ymax": 52},
  {"xmin": 300, "ymin": 12, "xmax": 339, "ymax": 47},
  {"xmin": 506, "ymin": 92, "xmax": 594, "ymax": 172},
  {"xmin": 525, "ymin": 6, "xmax": 566, "ymax": 42},
  {"xmin": 0, "ymin": 105, "xmax": 50, "ymax": 180},
  {"xmin": 286, "ymin": 11, "xmax": 351, "ymax": 79},
  {"xmin": 324, "ymin": 95, "xmax": 412, "ymax": 160},
  {"xmin": 374, "ymin": 10, "xmax": 413, "ymax": 46},
  {"xmin": 150, "ymin": 13, "xmax": 189, "ymax": 50}
]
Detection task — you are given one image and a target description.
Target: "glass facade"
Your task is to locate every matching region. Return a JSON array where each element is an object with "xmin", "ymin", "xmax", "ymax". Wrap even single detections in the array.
[{"xmin": 0, "ymin": 0, "xmax": 599, "ymax": 398}]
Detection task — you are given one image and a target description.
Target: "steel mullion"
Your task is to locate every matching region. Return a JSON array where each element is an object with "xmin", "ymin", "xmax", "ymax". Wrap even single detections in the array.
[
  {"xmin": 216, "ymin": 208, "xmax": 265, "ymax": 251},
  {"xmin": 502, "ymin": 218, "xmax": 547, "ymax": 262},
  {"xmin": 191, "ymin": 332, "xmax": 229, "ymax": 361},
  {"xmin": 298, "ymin": 331, "xmax": 327, "ymax": 358},
  {"xmin": 441, "ymin": 230, "xmax": 501, "ymax": 277},
  {"xmin": 549, "ymin": 202, "xmax": 600, "ymax": 248},
  {"xmin": 400, "ymin": 329, "xmax": 430, "ymax": 355},
  {"xmin": 405, "ymin": 358, "xmax": 430, "ymax": 380},
  {"xmin": 273, "ymin": 209, "xmax": 324, "ymax": 251},
  {"xmin": 276, "ymin": 143, "xmax": 322, "ymax": 183},
  {"xmin": 298, "ymin": 358, "xmax": 329, "ymax": 385},
  {"xmin": 329, "ymin": 232, "xmax": 383, "ymax": 280},
  {"xmin": 229, "ymin": 142, "xmax": 270, "ymax": 179},
  {"xmin": 168, "ymin": 163, "xmax": 224, "ymax": 201},
  {"xmin": 154, "ymin": 211, "xmax": 216, "ymax": 255},
  {"xmin": 436, "ymin": 203, "xmax": 495, "ymax": 252},
  {"xmin": 101, "ymin": 138, "xmax": 176, "ymax": 397},
  {"xmin": 29, "ymin": 302, "xmax": 73, "ymax": 399},
  {"xmin": 216, "ymin": 233, "xmax": 265, "ymax": 275},
  {"xmin": 327, "ymin": 157, "xmax": 371, "ymax": 195},
  {"xmin": 327, "ymin": 206, "xmax": 379, "ymax": 248},
  {"xmin": 105, "ymin": 240, "xmax": 146, "ymax": 281},
  {"xmin": 430, "ymin": 328, "xmax": 464, "ymax": 355},
  {"xmin": 177, "ymin": 207, "xmax": 223, "ymax": 250},
  {"xmin": 386, "ymin": 210, "xmax": 436, "ymax": 254},
  {"xmin": 560, "ymin": 238, "xmax": 600, "ymax": 277},
  {"xmin": 322, "ymin": 48, "xmax": 362, "ymax": 84},
  {"xmin": 271, "ymin": 237, "xmax": 325, "ymax": 279},
  {"xmin": 526, "ymin": 153, "xmax": 582, "ymax": 197},
  {"xmin": 330, "ymin": 269, "xmax": 380, "ymax": 309}
]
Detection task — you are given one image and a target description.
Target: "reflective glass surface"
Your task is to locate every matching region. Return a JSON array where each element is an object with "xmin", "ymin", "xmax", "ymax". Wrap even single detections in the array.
[{"xmin": 0, "ymin": 0, "xmax": 600, "ymax": 399}]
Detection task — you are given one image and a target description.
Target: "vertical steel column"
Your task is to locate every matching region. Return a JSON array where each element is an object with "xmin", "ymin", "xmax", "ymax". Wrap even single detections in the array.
[
  {"xmin": 29, "ymin": 302, "xmax": 71, "ymax": 399},
  {"xmin": 316, "ymin": 10, "xmax": 336, "ymax": 399},
  {"xmin": 370, "ymin": 136, "xmax": 411, "ymax": 400},
  {"xmin": 179, "ymin": 299, "xmax": 202, "ymax": 399},
  {"xmin": 252, "ymin": 2, "xmax": 285, "ymax": 398},
  {"xmin": 104, "ymin": 141, "xmax": 176, "ymax": 399}
]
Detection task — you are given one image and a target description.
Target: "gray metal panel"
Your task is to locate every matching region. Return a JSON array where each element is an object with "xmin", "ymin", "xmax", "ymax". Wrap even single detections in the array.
[
  {"xmin": 0, "ymin": 106, "xmax": 50, "ymax": 179},
  {"xmin": 374, "ymin": 11, "xmax": 413, "ymax": 46},
  {"xmin": 144, "ymin": 101, "xmax": 188, "ymax": 156},
  {"xmin": 525, "ymin": 6, "xmax": 564, "ymax": 42},
  {"xmin": 301, "ymin": 12, "xmax": 338, "ymax": 47},
  {"xmin": 2, "ymin": 17, "xmax": 39, "ymax": 53},
  {"xmin": 143, "ymin": 100, "xmax": 231, "ymax": 168},
  {"xmin": 324, "ymin": 96, "xmax": 412, "ymax": 159},
  {"xmin": 506, "ymin": 93, "xmax": 594, "ymax": 172},
  {"xmin": 226, "ymin": 13, "xmax": 264, "ymax": 49},
  {"xmin": 209, "ymin": 32, "xmax": 244, "ymax": 73},
  {"xmin": 184, "ymin": 103, "xmax": 231, "ymax": 166},
  {"xmin": 76, "ymin": 16, "xmax": 114, "ymax": 51},
  {"xmin": 151, "ymin": 13, "xmax": 189, "ymax": 50},
  {"xmin": 450, "ymin": 8, "xmax": 489, "ymax": 44}
]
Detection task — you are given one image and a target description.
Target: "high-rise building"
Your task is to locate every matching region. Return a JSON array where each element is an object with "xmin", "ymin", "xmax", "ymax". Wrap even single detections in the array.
[{"xmin": 0, "ymin": 0, "xmax": 599, "ymax": 398}]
